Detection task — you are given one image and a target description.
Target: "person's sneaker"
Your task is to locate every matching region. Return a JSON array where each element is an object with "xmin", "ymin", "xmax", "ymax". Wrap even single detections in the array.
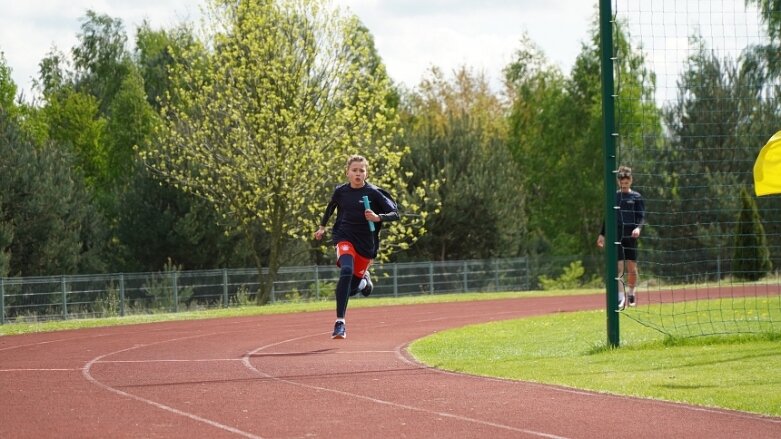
[
  {"xmin": 628, "ymin": 294, "xmax": 636, "ymax": 307},
  {"xmin": 332, "ymin": 321, "xmax": 346, "ymax": 339},
  {"xmin": 616, "ymin": 297, "xmax": 626, "ymax": 311},
  {"xmin": 361, "ymin": 271, "xmax": 373, "ymax": 297}
]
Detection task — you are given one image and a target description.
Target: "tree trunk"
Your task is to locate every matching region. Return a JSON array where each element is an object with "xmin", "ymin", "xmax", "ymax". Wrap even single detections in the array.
[{"xmin": 255, "ymin": 199, "xmax": 285, "ymax": 305}]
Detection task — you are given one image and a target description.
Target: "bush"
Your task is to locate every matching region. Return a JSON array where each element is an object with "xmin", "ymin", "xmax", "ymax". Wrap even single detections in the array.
[{"xmin": 538, "ymin": 260, "xmax": 601, "ymax": 290}]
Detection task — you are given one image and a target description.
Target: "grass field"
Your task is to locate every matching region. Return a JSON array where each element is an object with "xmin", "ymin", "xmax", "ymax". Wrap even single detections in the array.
[
  {"xmin": 409, "ymin": 302, "xmax": 781, "ymax": 417},
  {"xmin": 2, "ymin": 289, "xmax": 779, "ymax": 417}
]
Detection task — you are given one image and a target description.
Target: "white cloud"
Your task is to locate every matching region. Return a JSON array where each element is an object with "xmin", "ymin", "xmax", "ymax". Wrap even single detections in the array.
[
  {"xmin": 0, "ymin": 0, "xmax": 767, "ymax": 104},
  {"xmin": 334, "ymin": 0, "xmax": 596, "ymax": 90},
  {"xmin": 1, "ymin": 0, "xmax": 199, "ymax": 100},
  {"xmin": 2, "ymin": 0, "xmax": 595, "ymax": 100}
]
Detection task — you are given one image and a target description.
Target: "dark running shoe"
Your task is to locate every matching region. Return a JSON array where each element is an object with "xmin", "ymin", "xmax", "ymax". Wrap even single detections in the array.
[
  {"xmin": 361, "ymin": 271, "xmax": 373, "ymax": 297},
  {"xmin": 628, "ymin": 294, "xmax": 636, "ymax": 307},
  {"xmin": 332, "ymin": 321, "xmax": 346, "ymax": 339}
]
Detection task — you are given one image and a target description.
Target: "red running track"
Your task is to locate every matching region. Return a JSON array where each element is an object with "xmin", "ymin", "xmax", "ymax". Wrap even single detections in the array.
[{"xmin": 1, "ymin": 294, "xmax": 779, "ymax": 438}]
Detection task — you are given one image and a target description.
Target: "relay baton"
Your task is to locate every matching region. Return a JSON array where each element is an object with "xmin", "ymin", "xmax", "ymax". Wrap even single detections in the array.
[{"xmin": 362, "ymin": 195, "xmax": 375, "ymax": 231}]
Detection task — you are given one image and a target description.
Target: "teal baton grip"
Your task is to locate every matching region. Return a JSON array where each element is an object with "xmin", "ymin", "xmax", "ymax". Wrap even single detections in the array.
[{"xmin": 362, "ymin": 195, "xmax": 375, "ymax": 232}]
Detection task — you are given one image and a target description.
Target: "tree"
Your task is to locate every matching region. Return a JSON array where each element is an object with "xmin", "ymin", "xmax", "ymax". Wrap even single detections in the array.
[
  {"xmin": 733, "ymin": 186, "xmax": 772, "ymax": 281},
  {"xmin": 71, "ymin": 10, "xmax": 133, "ymax": 114},
  {"xmin": 0, "ymin": 107, "xmax": 107, "ymax": 278},
  {"xmin": 652, "ymin": 34, "xmax": 776, "ymax": 279},
  {"xmin": 143, "ymin": 0, "xmax": 431, "ymax": 304},
  {"xmin": 135, "ymin": 22, "xmax": 201, "ymax": 111},
  {"xmin": 1, "ymin": 54, "xmax": 106, "ymax": 279},
  {"xmin": 401, "ymin": 66, "xmax": 524, "ymax": 260},
  {"xmin": 505, "ymin": 20, "xmax": 660, "ymax": 272},
  {"xmin": 42, "ymin": 88, "xmax": 107, "ymax": 188},
  {"xmin": 34, "ymin": 10, "xmax": 134, "ymax": 193},
  {"xmin": 568, "ymin": 18, "xmax": 660, "ymax": 266},
  {"xmin": 118, "ymin": 21, "xmax": 258, "ymax": 272},
  {"xmin": 0, "ymin": 57, "xmax": 16, "ymax": 277},
  {"xmin": 35, "ymin": 47, "xmax": 70, "ymax": 98},
  {"xmin": 113, "ymin": 164, "xmax": 256, "ymax": 272},
  {"xmin": 741, "ymin": 1, "xmax": 781, "ymax": 270},
  {"xmin": 0, "ymin": 52, "xmax": 17, "ymax": 116},
  {"xmin": 749, "ymin": 0, "xmax": 781, "ymax": 41},
  {"xmin": 504, "ymin": 34, "xmax": 571, "ymax": 257},
  {"xmin": 103, "ymin": 67, "xmax": 158, "ymax": 187}
]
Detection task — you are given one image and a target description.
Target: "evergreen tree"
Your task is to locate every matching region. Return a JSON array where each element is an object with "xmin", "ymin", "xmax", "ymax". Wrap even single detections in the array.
[
  {"xmin": 733, "ymin": 187, "xmax": 772, "ymax": 281},
  {"xmin": 401, "ymin": 66, "xmax": 524, "ymax": 260},
  {"xmin": 0, "ymin": 108, "xmax": 107, "ymax": 277},
  {"xmin": 652, "ymin": 33, "xmax": 779, "ymax": 280},
  {"xmin": 505, "ymin": 22, "xmax": 660, "ymax": 269}
]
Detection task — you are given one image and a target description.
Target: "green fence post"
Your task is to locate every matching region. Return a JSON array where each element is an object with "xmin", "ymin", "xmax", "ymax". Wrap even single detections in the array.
[
  {"xmin": 494, "ymin": 259, "xmax": 500, "ymax": 291},
  {"xmin": 428, "ymin": 262, "xmax": 434, "ymax": 294},
  {"xmin": 600, "ymin": 0, "xmax": 620, "ymax": 348},
  {"xmin": 61, "ymin": 276, "xmax": 68, "ymax": 319},
  {"xmin": 223, "ymin": 269, "xmax": 229, "ymax": 308},
  {"xmin": 393, "ymin": 263, "xmax": 398, "ymax": 297},
  {"xmin": 314, "ymin": 265, "xmax": 320, "ymax": 300},
  {"xmin": 270, "ymin": 269, "xmax": 276, "ymax": 303},
  {"xmin": 525, "ymin": 257, "xmax": 530, "ymax": 290},
  {"xmin": 0, "ymin": 277, "xmax": 5, "ymax": 324},
  {"xmin": 172, "ymin": 271, "xmax": 178, "ymax": 313},
  {"xmin": 119, "ymin": 273, "xmax": 126, "ymax": 317},
  {"xmin": 463, "ymin": 261, "xmax": 468, "ymax": 292}
]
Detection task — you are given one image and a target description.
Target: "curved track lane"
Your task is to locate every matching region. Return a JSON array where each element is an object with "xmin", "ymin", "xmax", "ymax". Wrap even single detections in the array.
[{"xmin": 1, "ymin": 294, "xmax": 779, "ymax": 438}]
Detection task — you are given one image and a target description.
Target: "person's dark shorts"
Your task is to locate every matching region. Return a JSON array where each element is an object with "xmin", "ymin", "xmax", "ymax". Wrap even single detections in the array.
[{"xmin": 618, "ymin": 236, "xmax": 638, "ymax": 261}]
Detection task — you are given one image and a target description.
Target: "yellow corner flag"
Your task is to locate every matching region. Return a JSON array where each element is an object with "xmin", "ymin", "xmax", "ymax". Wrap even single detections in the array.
[{"xmin": 754, "ymin": 131, "xmax": 781, "ymax": 196}]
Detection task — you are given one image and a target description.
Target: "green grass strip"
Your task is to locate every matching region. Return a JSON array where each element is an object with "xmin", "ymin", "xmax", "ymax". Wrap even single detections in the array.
[{"xmin": 409, "ymin": 303, "xmax": 781, "ymax": 417}]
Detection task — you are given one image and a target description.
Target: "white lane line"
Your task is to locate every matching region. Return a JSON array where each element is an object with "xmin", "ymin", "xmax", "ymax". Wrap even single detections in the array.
[
  {"xmin": 241, "ymin": 332, "xmax": 569, "ymax": 439},
  {"xmin": 96, "ymin": 358, "xmax": 243, "ymax": 363},
  {"xmin": 91, "ymin": 349, "xmax": 395, "ymax": 365},
  {"xmin": 0, "ymin": 336, "xmax": 106, "ymax": 352},
  {"xmin": 82, "ymin": 335, "xmax": 265, "ymax": 439},
  {"xmin": 1, "ymin": 368, "xmax": 79, "ymax": 372}
]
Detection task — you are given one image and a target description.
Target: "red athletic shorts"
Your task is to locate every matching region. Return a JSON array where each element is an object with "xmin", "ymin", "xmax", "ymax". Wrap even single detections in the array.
[{"xmin": 335, "ymin": 241, "xmax": 372, "ymax": 278}]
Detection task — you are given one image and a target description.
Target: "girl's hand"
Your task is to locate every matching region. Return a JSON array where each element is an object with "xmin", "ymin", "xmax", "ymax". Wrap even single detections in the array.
[{"xmin": 365, "ymin": 210, "xmax": 380, "ymax": 223}]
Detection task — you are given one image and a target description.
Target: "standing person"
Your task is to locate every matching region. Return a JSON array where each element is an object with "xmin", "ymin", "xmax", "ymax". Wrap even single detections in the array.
[
  {"xmin": 315, "ymin": 154, "xmax": 400, "ymax": 339},
  {"xmin": 597, "ymin": 165, "xmax": 646, "ymax": 311}
]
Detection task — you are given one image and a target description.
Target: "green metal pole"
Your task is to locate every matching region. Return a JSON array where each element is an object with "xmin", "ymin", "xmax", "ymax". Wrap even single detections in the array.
[
  {"xmin": 429, "ymin": 262, "xmax": 434, "ymax": 294},
  {"xmin": 61, "ymin": 276, "xmax": 68, "ymax": 319},
  {"xmin": 494, "ymin": 259, "xmax": 500, "ymax": 291},
  {"xmin": 0, "ymin": 277, "xmax": 4, "ymax": 325},
  {"xmin": 393, "ymin": 263, "xmax": 398, "ymax": 297},
  {"xmin": 119, "ymin": 273, "xmax": 125, "ymax": 317},
  {"xmin": 463, "ymin": 261, "xmax": 468, "ymax": 292},
  {"xmin": 600, "ymin": 0, "xmax": 620, "ymax": 347},
  {"xmin": 172, "ymin": 271, "xmax": 178, "ymax": 313},
  {"xmin": 223, "ymin": 269, "xmax": 229, "ymax": 308},
  {"xmin": 314, "ymin": 265, "xmax": 320, "ymax": 301}
]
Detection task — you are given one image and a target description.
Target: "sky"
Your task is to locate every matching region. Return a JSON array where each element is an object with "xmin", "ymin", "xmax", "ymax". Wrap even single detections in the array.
[
  {"xmin": 0, "ymin": 1, "xmax": 767, "ymax": 103},
  {"xmin": 0, "ymin": 0, "xmax": 596, "ymax": 101}
]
